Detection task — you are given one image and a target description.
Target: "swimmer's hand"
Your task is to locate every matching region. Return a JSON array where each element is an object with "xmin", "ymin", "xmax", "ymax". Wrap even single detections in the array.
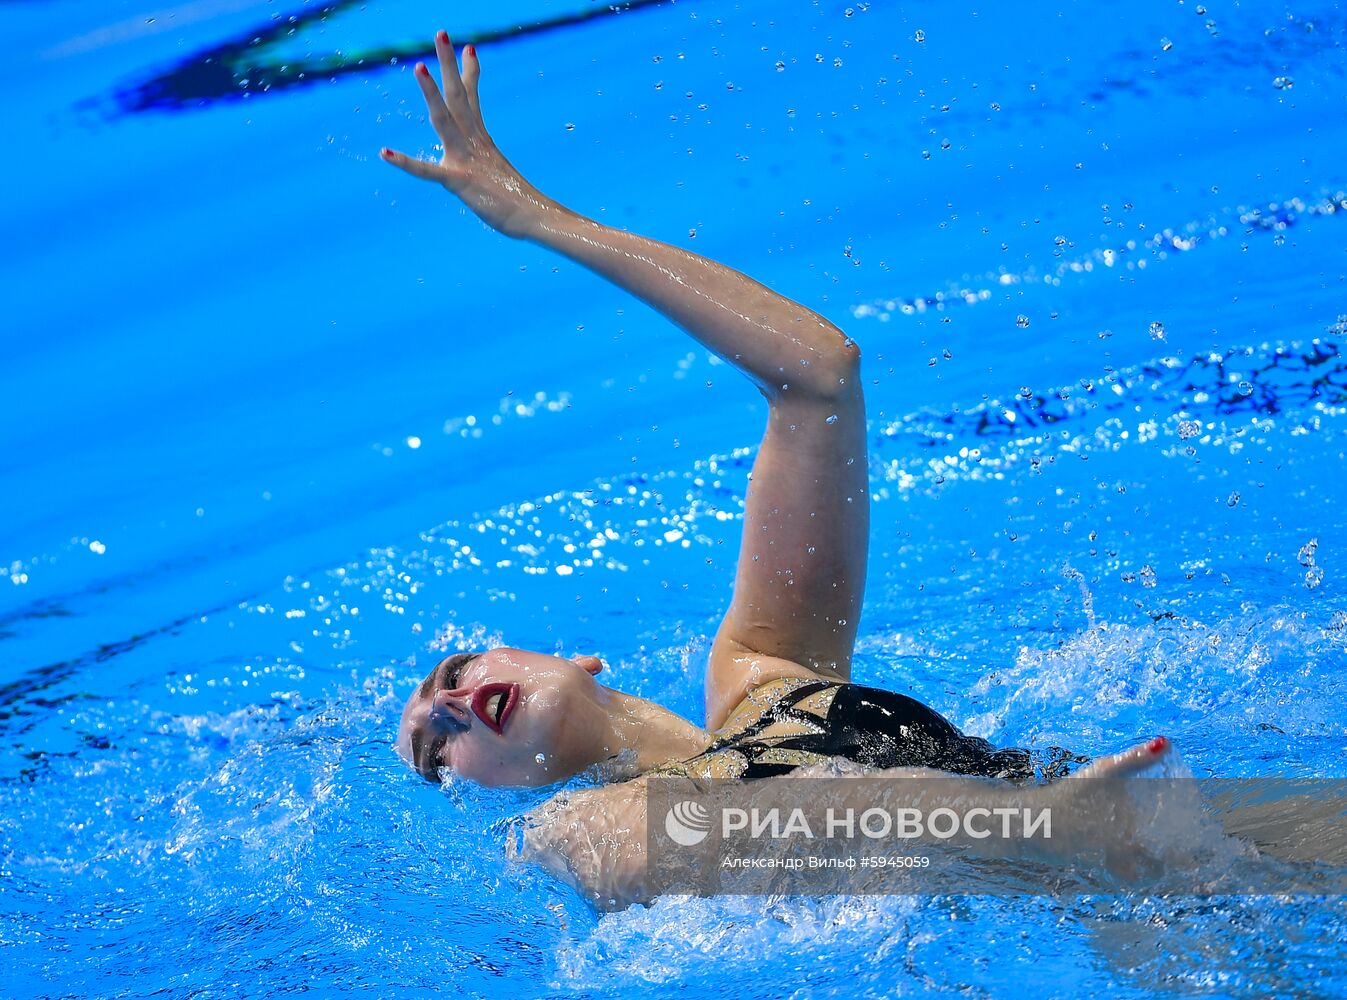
[{"xmin": 381, "ymin": 31, "xmax": 546, "ymax": 238}]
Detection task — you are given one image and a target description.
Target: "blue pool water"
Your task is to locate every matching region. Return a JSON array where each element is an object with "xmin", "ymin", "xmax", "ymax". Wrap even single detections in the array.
[{"xmin": 4, "ymin": 0, "xmax": 1347, "ymax": 995}]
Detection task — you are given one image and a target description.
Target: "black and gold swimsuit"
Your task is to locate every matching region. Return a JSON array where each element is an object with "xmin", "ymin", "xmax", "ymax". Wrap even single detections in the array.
[{"xmin": 678, "ymin": 679, "xmax": 1075, "ymax": 784}]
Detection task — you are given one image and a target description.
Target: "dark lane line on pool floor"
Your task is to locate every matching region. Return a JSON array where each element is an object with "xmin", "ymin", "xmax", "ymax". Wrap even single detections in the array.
[{"xmin": 101, "ymin": 0, "xmax": 673, "ymax": 117}]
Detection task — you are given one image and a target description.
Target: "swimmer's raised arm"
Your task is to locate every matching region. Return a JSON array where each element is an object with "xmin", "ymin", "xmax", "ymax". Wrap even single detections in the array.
[{"xmin": 383, "ymin": 34, "xmax": 868, "ymax": 729}]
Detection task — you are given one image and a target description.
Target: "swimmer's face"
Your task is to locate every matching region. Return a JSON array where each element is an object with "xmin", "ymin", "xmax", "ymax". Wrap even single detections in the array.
[{"xmin": 396, "ymin": 647, "xmax": 609, "ymax": 787}]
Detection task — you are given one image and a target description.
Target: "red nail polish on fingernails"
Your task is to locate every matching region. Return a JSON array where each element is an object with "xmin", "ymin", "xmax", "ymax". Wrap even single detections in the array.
[
  {"xmin": 466, "ymin": 44, "xmax": 476, "ymax": 58},
  {"xmin": 437, "ymin": 30, "xmax": 449, "ymax": 43},
  {"xmin": 1147, "ymin": 736, "xmax": 1169, "ymax": 755},
  {"xmin": 380, "ymin": 148, "xmax": 393, "ymax": 158}
]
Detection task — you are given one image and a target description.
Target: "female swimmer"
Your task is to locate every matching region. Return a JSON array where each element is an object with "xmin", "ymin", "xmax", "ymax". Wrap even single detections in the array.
[{"xmin": 382, "ymin": 33, "xmax": 1171, "ymax": 905}]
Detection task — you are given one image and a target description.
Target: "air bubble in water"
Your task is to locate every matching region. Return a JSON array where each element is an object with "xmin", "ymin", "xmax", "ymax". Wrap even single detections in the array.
[
  {"xmin": 1298, "ymin": 538, "xmax": 1319, "ymax": 567},
  {"xmin": 1178, "ymin": 420, "xmax": 1201, "ymax": 439},
  {"xmin": 1140, "ymin": 565, "xmax": 1157, "ymax": 589},
  {"xmin": 1015, "ymin": 315, "xmax": 1030, "ymax": 328},
  {"xmin": 1160, "ymin": 37, "xmax": 1173, "ymax": 51},
  {"xmin": 1149, "ymin": 321, "xmax": 1165, "ymax": 339},
  {"xmin": 914, "ymin": 29, "xmax": 926, "ymax": 42},
  {"xmin": 1238, "ymin": 380, "xmax": 1254, "ymax": 396},
  {"xmin": 1306, "ymin": 566, "xmax": 1324, "ymax": 589},
  {"xmin": 1273, "ymin": 76, "xmax": 1294, "ymax": 90},
  {"xmin": 1227, "ymin": 491, "xmax": 1241, "ymax": 507}
]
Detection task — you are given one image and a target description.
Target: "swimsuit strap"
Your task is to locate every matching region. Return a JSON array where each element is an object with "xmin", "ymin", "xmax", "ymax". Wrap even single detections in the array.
[{"xmin": 700, "ymin": 679, "xmax": 836, "ymax": 757}]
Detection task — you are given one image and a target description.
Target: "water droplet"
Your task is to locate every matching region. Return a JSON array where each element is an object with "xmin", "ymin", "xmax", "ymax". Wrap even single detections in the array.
[
  {"xmin": 1015, "ymin": 314, "xmax": 1030, "ymax": 328},
  {"xmin": 1306, "ymin": 566, "xmax": 1324, "ymax": 589},
  {"xmin": 942, "ymin": 348, "xmax": 953, "ymax": 360},
  {"xmin": 825, "ymin": 414, "xmax": 839, "ymax": 424},
  {"xmin": 1237, "ymin": 380, "xmax": 1254, "ymax": 396},
  {"xmin": 775, "ymin": 60, "xmax": 786, "ymax": 71},
  {"xmin": 1227, "ymin": 491, "xmax": 1241, "ymax": 507},
  {"xmin": 1273, "ymin": 233, "xmax": 1286, "ymax": 246},
  {"xmin": 1140, "ymin": 565, "xmax": 1157, "ymax": 589},
  {"xmin": 1018, "ymin": 386, "xmax": 1033, "ymax": 399},
  {"xmin": 806, "ymin": 546, "xmax": 817, "ymax": 555},
  {"xmin": 1273, "ymin": 75, "xmax": 1294, "ymax": 90},
  {"xmin": 914, "ymin": 29, "xmax": 926, "ymax": 42},
  {"xmin": 1160, "ymin": 37, "xmax": 1173, "ymax": 51},
  {"xmin": 1149, "ymin": 320, "xmax": 1165, "ymax": 339},
  {"xmin": 565, "ymin": 122, "xmax": 575, "ymax": 131},
  {"xmin": 1178, "ymin": 419, "xmax": 1201, "ymax": 439},
  {"xmin": 535, "ymin": 753, "xmax": 547, "ymax": 764}
]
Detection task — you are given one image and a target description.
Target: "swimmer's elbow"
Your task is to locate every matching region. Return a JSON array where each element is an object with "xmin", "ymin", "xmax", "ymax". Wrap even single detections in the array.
[{"xmin": 771, "ymin": 324, "xmax": 862, "ymax": 403}]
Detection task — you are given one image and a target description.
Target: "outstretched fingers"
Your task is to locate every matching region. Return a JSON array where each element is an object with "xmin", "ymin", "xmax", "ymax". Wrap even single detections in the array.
[
  {"xmin": 379, "ymin": 147, "xmax": 445, "ymax": 181},
  {"xmin": 413, "ymin": 60, "xmax": 455, "ymax": 147},
  {"xmin": 461, "ymin": 44, "xmax": 482, "ymax": 118},
  {"xmin": 434, "ymin": 30, "xmax": 475, "ymax": 125},
  {"xmin": 1077, "ymin": 736, "xmax": 1172, "ymax": 782}
]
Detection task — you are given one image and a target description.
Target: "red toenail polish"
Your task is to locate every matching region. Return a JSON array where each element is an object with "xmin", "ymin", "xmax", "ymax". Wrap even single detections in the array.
[{"xmin": 1147, "ymin": 736, "xmax": 1168, "ymax": 755}]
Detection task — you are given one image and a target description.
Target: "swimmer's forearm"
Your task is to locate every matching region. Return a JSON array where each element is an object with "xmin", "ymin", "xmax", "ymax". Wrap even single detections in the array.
[
  {"xmin": 381, "ymin": 38, "xmax": 855, "ymax": 399},
  {"xmin": 517, "ymin": 201, "xmax": 859, "ymax": 399}
]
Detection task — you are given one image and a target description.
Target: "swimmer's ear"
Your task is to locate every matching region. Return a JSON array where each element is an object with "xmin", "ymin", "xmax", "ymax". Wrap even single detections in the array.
[{"xmin": 571, "ymin": 654, "xmax": 604, "ymax": 676}]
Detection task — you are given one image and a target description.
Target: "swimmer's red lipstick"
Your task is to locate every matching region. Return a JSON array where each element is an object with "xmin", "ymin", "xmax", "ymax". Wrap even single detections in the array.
[{"xmin": 471, "ymin": 682, "xmax": 520, "ymax": 734}]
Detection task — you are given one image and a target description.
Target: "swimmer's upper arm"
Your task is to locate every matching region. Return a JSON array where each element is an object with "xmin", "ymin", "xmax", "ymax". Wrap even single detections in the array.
[
  {"xmin": 513, "ymin": 780, "xmax": 653, "ymax": 910},
  {"xmin": 705, "ymin": 345, "xmax": 868, "ymax": 729}
]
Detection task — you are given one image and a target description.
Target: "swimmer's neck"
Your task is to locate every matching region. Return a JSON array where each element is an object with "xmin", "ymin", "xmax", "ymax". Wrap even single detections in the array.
[{"xmin": 597, "ymin": 688, "xmax": 710, "ymax": 779}]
